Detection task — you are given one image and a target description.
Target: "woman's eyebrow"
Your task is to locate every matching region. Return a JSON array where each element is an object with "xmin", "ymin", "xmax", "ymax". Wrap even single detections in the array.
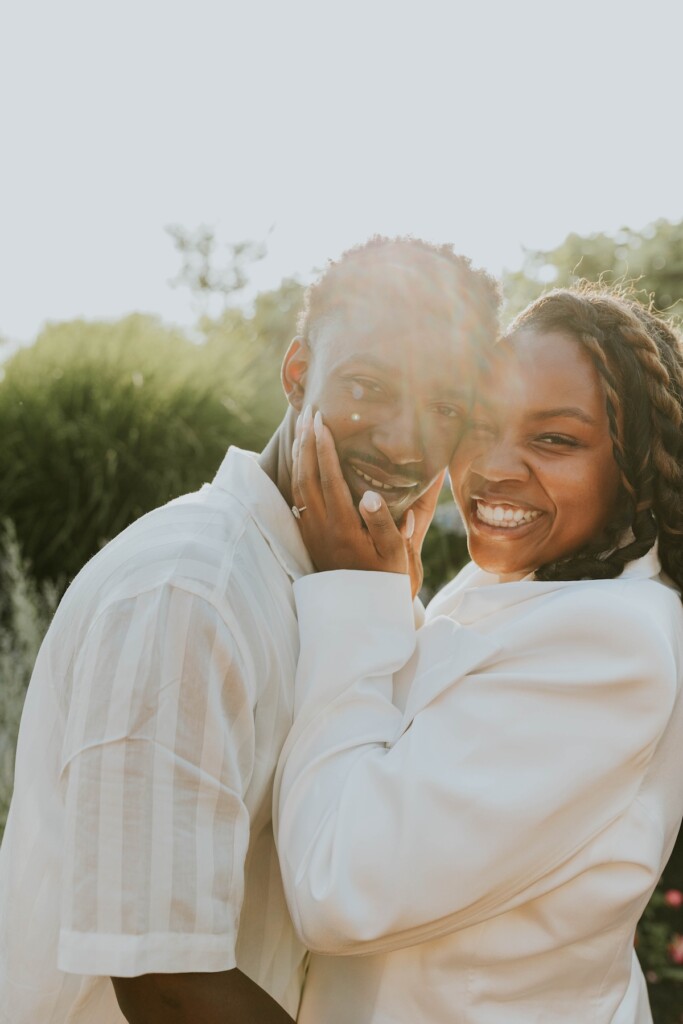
[{"xmin": 528, "ymin": 406, "xmax": 597, "ymax": 426}]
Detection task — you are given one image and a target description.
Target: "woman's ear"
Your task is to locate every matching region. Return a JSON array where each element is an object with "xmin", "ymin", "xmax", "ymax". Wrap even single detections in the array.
[{"xmin": 281, "ymin": 336, "xmax": 310, "ymax": 411}]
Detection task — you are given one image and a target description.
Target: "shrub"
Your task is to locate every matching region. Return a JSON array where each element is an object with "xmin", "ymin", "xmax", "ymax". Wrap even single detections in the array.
[
  {"xmin": 0, "ymin": 521, "xmax": 58, "ymax": 834},
  {"xmin": 0, "ymin": 314, "xmax": 283, "ymax": 585}
]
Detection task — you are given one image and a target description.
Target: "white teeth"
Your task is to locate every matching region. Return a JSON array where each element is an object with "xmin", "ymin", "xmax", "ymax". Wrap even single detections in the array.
[
  {"xmin": 475, "ymin": 502, "xmax": 541, "ymax": 529},
  {"xmin": 351, "ymin": 466, "xmax": 416, "ymax": 492}
]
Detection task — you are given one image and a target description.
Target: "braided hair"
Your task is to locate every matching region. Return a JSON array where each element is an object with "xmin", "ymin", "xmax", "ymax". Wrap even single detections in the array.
[{"xmin": 504, "ymin": 285, "xmax": 683, "ymax": 594}]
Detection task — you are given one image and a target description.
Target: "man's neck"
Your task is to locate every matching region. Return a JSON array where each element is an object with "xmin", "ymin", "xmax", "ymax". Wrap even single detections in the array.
[{"xmin": 258, "ymin": 407, "xmax": 297, "ymax": 510}]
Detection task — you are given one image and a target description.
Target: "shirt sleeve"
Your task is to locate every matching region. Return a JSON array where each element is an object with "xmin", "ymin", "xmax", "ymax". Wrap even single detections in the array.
[
  {"xmin": 274, "ymin": 572, "xmax": 678, "ymax": 956},
  {"xmin": 58, "ymin": 584, "xmax": 254, "ymax": 977}
]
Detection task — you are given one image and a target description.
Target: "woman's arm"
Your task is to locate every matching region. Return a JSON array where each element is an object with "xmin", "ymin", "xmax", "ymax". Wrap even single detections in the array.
[{"xmin": 275, "ymin": 577, "xmax": 678, "ymax": 956}]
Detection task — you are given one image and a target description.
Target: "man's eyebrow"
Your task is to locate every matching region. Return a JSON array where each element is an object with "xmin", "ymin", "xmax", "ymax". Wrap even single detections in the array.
[
  {"xmin": 338, "ymin": 356, "xmax": 471, "ymax": 397},
  {"xmin": 336, "ymin": 354, "xmax": 394, "ymax": 372},
  {"xmin": 528, "ymin": 406, "xmax": 597, "ymax": 425}
]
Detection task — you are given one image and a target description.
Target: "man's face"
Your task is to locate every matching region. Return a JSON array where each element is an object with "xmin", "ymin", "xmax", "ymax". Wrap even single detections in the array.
[{"xmin": 285, "ymin": 300, "xmax": 474, "ymax": 521}]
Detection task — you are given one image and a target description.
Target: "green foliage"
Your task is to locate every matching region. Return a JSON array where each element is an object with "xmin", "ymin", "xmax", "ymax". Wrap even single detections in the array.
[
  {"xmin": 0, "ymin": 521, "xmax": 58, "ymax": 834},
  {"xmin": 503, "ymin": 218, "xmax": 683, "ymax": 322},
  {"xmin": 166, "ymin": 224, "xmax": 268, "ymax": 313},
  {"xmin": 420, "ymin": 500, "xmax": 469, "ymax": 601},
  {"xmin": 637, "ymin": 887, "xmax": 683, "ymax": 1024},
  {"xmin": 0, "ymin": 310, "xmax": 290, "ymax": 585},
  {"xmin": 197, "ymin": 276, "xmax": 303, "ymax": 440}
]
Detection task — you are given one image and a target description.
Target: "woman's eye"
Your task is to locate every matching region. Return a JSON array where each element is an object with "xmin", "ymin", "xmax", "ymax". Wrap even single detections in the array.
[{"xmin": 536, "ymin": 433, "xmax": 580, "ymax": 448}]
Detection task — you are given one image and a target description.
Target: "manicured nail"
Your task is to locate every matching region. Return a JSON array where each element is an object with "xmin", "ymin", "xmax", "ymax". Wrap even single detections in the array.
[
  {"xmin": 292, "ymin": 437, "xmax": 300, "ymax": 461},
  {"xmin": 313, "ymin": 410, "xmax": 323, "ymax": 440},
  {"xmin": 361, "ymin": 490, "xmax": 382, "ymax": 513},
  {"xmin": 404, "ymin": 509, "xmax": 415, "ymax": 539},
  {"xmin": 295, "ymin": 412, "xmax": 303, "ymax": 439},
  {"xmin": 302, "ymin": 404, "xmax": 313, "ymax": 429}
]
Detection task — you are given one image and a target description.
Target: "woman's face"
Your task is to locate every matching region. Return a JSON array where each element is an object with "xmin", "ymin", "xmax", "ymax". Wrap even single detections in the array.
[{"xmin": 450, "ymin": 328, "xmax": 624, "ymax": 579}]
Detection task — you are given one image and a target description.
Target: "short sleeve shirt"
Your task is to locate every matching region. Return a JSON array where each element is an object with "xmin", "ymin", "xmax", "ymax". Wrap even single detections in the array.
[{"xmin": 0, "ymin": 447, "xmax": 313, "ymax": 1024}]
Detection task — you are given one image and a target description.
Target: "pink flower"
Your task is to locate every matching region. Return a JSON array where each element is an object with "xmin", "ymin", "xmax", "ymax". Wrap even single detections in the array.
[
  {"xmin": 664, "ymin": 889, "xmax": 683, "ymax": 908},
  {"xmin": 668, "ymin": 934, "xmax": 683, "ymax": 965}
]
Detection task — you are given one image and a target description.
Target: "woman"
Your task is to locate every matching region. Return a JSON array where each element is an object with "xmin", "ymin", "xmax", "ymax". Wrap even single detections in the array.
[{"xmin": 274, "ymin": 286, "xmax": 683, "ymax": 1024}]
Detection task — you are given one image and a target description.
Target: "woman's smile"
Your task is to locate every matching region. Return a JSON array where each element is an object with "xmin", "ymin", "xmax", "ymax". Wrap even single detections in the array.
[
  {"xmin": 472, "ymin": 498, "xmax": 544, "ymax": 529},
  {"xmin": 450, "ymin": 329, "xmax": 623, "ymax": 578}
]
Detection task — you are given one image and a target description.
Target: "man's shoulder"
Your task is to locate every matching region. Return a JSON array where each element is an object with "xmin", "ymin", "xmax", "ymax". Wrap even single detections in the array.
[{"xmin": 57, "ymin": 480, "xmax": 291, "ymax": 629}]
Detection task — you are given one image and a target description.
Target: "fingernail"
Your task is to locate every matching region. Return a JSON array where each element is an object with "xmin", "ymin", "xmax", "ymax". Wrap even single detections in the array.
[
  {"xmin": 313, "ymin": 410, "xmax": 323, "ymax": 440},
  {"xmin": 295, "ymin": 413, "xmax": 303, "ymax": 439},
  {"xmin": 292, "ymin": 437, "xmax": 300, "ymax": 461},
  {"xmin": 302, "ymin": 404, "xmax": 313, "ymax": 429},
  {"xmin": 405, "ymin": 509, "xmax": 415, "ymax": 539},
  {"xmin": 361, "ymin": 490, "xmax": 382, "ymax": 513}
]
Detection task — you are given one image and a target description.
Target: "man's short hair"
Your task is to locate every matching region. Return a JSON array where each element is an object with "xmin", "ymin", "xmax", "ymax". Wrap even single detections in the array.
[{"xmin": 297, "ymin": 235, "xmax": 501, "ymax": 352}]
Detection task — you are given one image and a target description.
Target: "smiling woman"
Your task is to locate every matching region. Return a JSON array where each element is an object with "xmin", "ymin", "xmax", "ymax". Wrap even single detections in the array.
[
  {"xmin": 452, "ymin": 328, "xmax": 624, "ymax": 579},
  {"xmin": 274, "ymin": 285, "xmax": 683, "ymax": 1024}
]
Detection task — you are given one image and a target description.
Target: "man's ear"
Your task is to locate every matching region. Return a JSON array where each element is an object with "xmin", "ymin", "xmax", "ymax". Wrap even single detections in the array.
[{"xmin": 281, "ymin": 336, "xmax": 311, "ymax": 411}]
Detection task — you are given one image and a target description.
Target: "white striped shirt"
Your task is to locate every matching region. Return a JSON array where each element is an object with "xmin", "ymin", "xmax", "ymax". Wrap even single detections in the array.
[{"xmin": 0, "ymin": 447, "xmax": 313, "ymax": 1024}]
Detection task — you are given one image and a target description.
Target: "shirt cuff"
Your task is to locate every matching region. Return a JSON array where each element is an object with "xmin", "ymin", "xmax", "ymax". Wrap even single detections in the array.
[{"xmin": 58, "ymin": 929, "xmax": 236, "ymax": 977}]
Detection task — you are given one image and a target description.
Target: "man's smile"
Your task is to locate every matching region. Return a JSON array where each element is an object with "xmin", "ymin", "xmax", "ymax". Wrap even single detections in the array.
[
  {"xmin": 342, "ymin": 456, "xmax": 423, "ymax": 514},
  {"xmin": 348, "ymin": 458, "xmax": 421, "ymax": 493}
]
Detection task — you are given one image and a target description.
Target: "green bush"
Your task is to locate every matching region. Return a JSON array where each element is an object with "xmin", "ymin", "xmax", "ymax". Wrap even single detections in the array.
[
  {"xmin": 0, "ymin": 521, "xmax": 58, "ymax": 834},
  {"xmin": 0, "ymin": 314, "xmax": 286, "ymax": 585},
  {"xmin": 420, "ymin": 501, "xmax": 469, "ymax": 601}
]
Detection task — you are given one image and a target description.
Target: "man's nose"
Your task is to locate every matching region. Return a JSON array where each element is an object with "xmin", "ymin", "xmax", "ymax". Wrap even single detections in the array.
[{"xmin": 372, "ymin": 405, "xmax": 423, "ymax": 466}]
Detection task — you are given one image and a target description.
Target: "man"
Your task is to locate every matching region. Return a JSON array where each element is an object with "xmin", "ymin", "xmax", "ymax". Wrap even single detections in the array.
[{"xmin": 0, "ymin": 237, "xmax": 498, "ymax": 1023}]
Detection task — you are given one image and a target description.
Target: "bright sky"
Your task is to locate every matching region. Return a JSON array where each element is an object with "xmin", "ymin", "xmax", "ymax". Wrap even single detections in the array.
[{"xmin": 1, "ymin": 0, "xmax": 682, "ymax": 345}]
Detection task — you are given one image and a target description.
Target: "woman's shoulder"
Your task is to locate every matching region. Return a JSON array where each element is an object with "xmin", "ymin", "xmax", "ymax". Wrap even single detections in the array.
[
  {"xmin": 539, "ymin": 571, "xmax": 681, "ymax": 636},
  {"xmin": 505, "ymin": 574, "xmax": 682, "ymax": 695}
]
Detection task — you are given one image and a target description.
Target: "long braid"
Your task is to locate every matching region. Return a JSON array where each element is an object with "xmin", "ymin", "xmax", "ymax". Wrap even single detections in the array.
[{"xmin": 505, "ymin": 286, "xmax": 683, "ymax": 596}]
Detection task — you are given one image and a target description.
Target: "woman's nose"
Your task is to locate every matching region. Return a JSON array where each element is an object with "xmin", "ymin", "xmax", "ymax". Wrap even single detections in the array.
[{"xmin": 471, "ymin": 438, "xmax": 530, "ymax": 483}]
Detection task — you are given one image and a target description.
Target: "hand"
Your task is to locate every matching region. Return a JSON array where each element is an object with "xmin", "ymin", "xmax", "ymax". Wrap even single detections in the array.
[{"xmin": 291, "ymin": 407, "xmax": 410, "ymax": 577}]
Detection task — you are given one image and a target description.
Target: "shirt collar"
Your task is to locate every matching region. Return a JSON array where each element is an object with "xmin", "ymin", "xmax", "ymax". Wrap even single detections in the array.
[
  {"xmin": 434, "ymin": 543, "xmax": 665, "ymax": 626},
  {"xmin": 469, "ymin": 543, "xmax": 661, "ymax": 590},
  {"xmin": 212, "ymin": 446, "xmax": 315, "ymax": 581}
]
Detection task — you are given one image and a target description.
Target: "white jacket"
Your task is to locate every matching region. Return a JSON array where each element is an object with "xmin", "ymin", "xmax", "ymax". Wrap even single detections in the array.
[{"xmin": 274, "ymin": 548, "xmax": 683, "ymax": 1024}]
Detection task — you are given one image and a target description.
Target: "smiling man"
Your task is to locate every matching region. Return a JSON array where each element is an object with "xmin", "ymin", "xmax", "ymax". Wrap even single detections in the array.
[{"xmin": 0, "ymin": 236, "xmax": 498, "ymax": 1024}]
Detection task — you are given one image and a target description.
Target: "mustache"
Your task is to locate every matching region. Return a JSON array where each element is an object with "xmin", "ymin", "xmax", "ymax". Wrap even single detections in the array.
[{"xmin": 343, "ymin": 450, "xmax": 423, "ymax": 486}]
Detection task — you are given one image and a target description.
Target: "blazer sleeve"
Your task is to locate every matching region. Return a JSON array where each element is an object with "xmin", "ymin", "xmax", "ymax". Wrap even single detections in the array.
[{"xmin": 274, "ymin": 572, "xmax": 679, "ymax": 956}]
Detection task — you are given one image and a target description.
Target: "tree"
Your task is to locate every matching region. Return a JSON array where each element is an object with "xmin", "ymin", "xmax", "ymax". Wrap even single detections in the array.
[
  {"xmin": 166, "ymin": 224, "xmax": 269, "ymax": 318},
  {"xmin": 503, "ymin": 219, "xmax": 683, "ymax": 322}
]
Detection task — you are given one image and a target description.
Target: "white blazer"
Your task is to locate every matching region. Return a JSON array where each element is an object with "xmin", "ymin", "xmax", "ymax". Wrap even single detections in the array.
[{"xmin": 274, "ymin": 548, "xmax": 683, "ymax": 1024}]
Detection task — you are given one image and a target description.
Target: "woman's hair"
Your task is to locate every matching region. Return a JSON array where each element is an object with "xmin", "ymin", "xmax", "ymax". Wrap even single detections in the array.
[{"xmin": 504, "ymin": 285, "xmax": 683, "ymax": 593}]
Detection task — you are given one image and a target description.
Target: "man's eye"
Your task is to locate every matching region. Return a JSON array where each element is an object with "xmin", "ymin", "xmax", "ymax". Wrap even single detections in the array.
[
  {"xmin": 434, "ymin": 405, "xmax": 464, "ymax": 420},
  {"xmin": 350, "ymin": 378, "xmax": 383, "ymax": 399}
]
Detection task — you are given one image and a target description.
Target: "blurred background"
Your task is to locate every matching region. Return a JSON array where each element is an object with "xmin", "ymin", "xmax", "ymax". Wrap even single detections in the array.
[{"xmin": 1, "ymin": 1, "xmax": 682, "ymax": 1017}]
